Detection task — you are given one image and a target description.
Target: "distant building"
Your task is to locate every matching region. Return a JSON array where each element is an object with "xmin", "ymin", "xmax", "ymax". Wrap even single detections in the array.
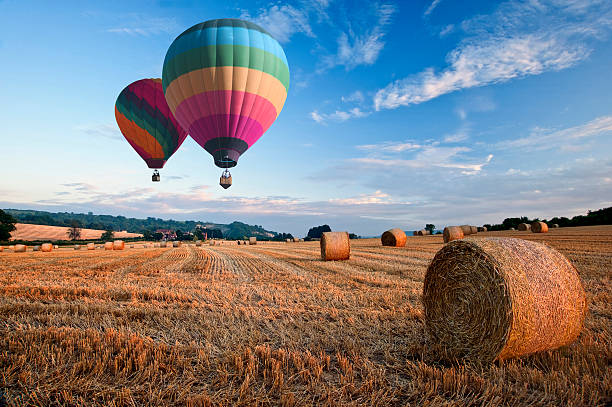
[{"xmin": 156, "ymin": 229, "xmax": 176, "ymax": 240}]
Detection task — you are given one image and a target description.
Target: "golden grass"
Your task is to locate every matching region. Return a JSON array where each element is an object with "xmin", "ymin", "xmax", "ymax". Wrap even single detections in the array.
[
  {"xmin": 10, "ymin": 223, "xmax": 142, "ymax": 241},
  {"xmin": 0, "ymin": 225, "xmax": 611, "ymax": 406}
]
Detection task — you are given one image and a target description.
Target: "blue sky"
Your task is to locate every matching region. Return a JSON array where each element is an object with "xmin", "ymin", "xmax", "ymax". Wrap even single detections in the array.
[{"xmin": 1, "ymin": 0, "xmax": 611, "ymax": 237}]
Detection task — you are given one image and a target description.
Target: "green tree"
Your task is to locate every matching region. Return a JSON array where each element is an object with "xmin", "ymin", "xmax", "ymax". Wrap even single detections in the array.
[
  {"xmin": 0, "ymin": 209, "xmax": 17, "ymax": 241},
  {"xmin": 67, "ymin": 220, "xmax": 82, "ymax": 240},
  {"xmin": 307, "ymin": 225, "xmax": 331, "ymax": 239},
  {"xmin": 101, "ymin": 229, "xmax": 114, "ymax": 241},
  {"xmin": 425, "ymin": 224, "xmax": 435, "ymax": 234}
]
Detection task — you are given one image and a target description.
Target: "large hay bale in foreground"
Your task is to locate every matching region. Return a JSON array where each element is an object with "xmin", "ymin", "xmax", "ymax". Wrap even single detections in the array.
[
  {"xmin": 460, "ymin": 225, "xmax": 472, "ymax": 235},
  {"xmin": 41, "ymin": 243, "xmax": 53, "ymax": 252},
  {"xmin": 249, "ymin": 237, "xmax": 257, "ymax": 245},
  {"xmin": 443, "ymin": 226, "xmax": 464, "ymax": 243},
  {"xmin": 423, "ymin": 237, "xmax": 586, "ymax": 363},
  {"xmin": 517, "ymin": 223, "xmax": 530, "ymax": 231},
  {"xmin": 381, "ymin": 228, "xmax": 407, "ymax": 247},
  {"xmin": 320, "ymin": 232, "xmax": 350, "ymax": 261},
  {"xmin": 113, "ymin": 240, "xmax": 125, "ymax": 250},
  {"xmin": 14, "ymin": 244, "xmax": 26, "ymax": 253},
  {"xmin": 531, "ymin": 221, "xmax": 548, "ymax": 233},
  {"xmin": 87, "ymin": 243, "xmax": 95, "ymax": 250}
]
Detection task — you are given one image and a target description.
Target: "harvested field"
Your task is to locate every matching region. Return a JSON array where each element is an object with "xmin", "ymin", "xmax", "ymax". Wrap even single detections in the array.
[
  {"xmin": 9, "ymin": 223, "xmax": 142, "ymax": 241},
  {"xmin": 0, "ymin": 226, "xmax": 611, "ymax": 406}
]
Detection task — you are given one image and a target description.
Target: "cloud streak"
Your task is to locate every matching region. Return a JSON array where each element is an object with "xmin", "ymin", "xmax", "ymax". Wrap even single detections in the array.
[{"xmin": 375, "ymin": 0, "xmax": 612, "ymax": 110}]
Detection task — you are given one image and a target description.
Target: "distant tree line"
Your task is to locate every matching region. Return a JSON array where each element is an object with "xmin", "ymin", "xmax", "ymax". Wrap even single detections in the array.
[{"xmin": 484, "ymin": 207, "xmax": 611, "ymax": 230}]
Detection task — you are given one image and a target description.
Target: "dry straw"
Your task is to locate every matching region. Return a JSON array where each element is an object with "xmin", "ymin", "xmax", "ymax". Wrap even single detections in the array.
[
  {"xmin": 531, "ymin": 221, "xmax": 549, "ymax": 233},
  {"xmin": 113, "ymin": 240, "xmax": 125, "ymax": 250},
  {"xmin": 196, "ymin": 240, "xmax": 202, "ymax": 247},
  {"xmin": 173, "ymin": 241, "xmax": 180, "ymax": 248},
  {"xmin": 320, "ymin": 231, "xmax": 350, "ymax": 261},
  {"xmin": 423, "ymin": 237, "xmax": 586, "ymax": 363},
  {"xmin": 14, "ymin": 244, "xmax": 26, "ymax": 253},
  {"xmin": 460, "ymin": 225, "xmax": 473, "ymax": 235},
  {"xmin": 33, "ymin": 245, "xmax": 40, "ymax": 251},
  {"xmin": 517, "ymin": 223, "xmax": 530, "ymax": 231},
  {"xmin": 470, "ymin": 226, "xmax": 478, "ymax": 234},
  {"xmin": 443, "ymin": 226, "xmax": 464, "ymax": 243},
  {"xmin": 74, "ymin": 245, "xmax": 81, "ymax": 251},
  {"xmin": 293, "ymin": 237, "xmax": 300, "ymax": 242},
  {"xmin": 249, "ymin": 237, "xmax": 257, "ymax": 245},
  {"xmin": 381, "ymin": 228, "xmax": 407, "ymax": 247},
  {"xmin": 87, "ymin": 243, "xmax": 95, "ymax": 250},
  {"xmin": 41, "ymin": 243, "xmax": 53, "ymax": 252},
  {"xmin": 417, "ymin": 229, "xmax": 427, "ymax": 236}
]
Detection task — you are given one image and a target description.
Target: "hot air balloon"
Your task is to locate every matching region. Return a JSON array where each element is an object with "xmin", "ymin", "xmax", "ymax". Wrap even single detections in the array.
[
  {"xmin": 162, "ymin": 18, "xmax": 289, "ymax": 189},
  {"xmin": 115, "ymin": 78, "xmax": 188, "ymax": 182}
]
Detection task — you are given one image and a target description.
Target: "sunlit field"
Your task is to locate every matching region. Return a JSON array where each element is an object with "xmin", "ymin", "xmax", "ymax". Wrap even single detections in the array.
[{"xmin": 1, "ymin": 226, "xmax": 610, "ymax": 406}]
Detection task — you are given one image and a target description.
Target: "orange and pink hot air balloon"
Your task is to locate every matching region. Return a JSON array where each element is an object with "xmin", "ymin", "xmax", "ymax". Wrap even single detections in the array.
[
  {"xmin": 115, "ymin": 78, "xmax": 188, "ymax": 182},
  {"xmin": 162, "ymin": 18, "xmax": 289, "ymax": 188}
]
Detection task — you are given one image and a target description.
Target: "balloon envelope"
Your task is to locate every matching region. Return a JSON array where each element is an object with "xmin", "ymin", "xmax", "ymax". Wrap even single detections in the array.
[
  {"xmin": 162, "ymin": 19, "xmax": 289, "ymax": 168},
  {"xmin": 115, "ymin": 78, "xmax": 188, "ymax": 169}
]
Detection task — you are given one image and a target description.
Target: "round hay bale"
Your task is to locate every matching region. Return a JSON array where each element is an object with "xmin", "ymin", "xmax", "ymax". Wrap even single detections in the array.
[
  {"xmin": 104, "ymin": 242, "xmax": 113, "ymax": 250},
  {"xmin": 286, "ymin": 238, "xmax": 291, "ymax": 243},
  {"xmin": 41, "ymin": 243, "xmax": 53, "ymax": 252},
  {"xmin": 210, "ymin": 240, "xmax": 216, "ymax": 246},
  {"xmin": 130, "ymin": 244, "xmax": 134, "ymax": 249},
  {"xmin": 293, "ymin": 237, "xmax": 300, "ymax": 242},
  {"xmin": 517, "ymin": 223, "xmax": 530, "ymax": 231},
  {"xmin": 320, "ymin": 231, "xmax": 350, "ymax": 261},
  {"xmin": 14, "ymin": 244, "xmax": 26, "ymax": 253},
  {"xmin": 531, "ymin": 221, "xmax": 548, "ymax": 233},
  {"xmin": 172, "ymin": 241, "xmax": 181, "ymax": 247},
  {"xmin": 9, "ymin": 245, "xmax": 15, "ymax": 250},
  {"xmin": 443, "ymin": 226, "xmax": 464, "ymax": 243},
  {"xmin": 417, "ymin": 229, "xmax": 427, "ymax": 236},
  {"xmin": 54, "ymin": 245, "xmax": 59, "ymax": 249},
  {"xmin": 249, "ymin": 237, "xmax": 257, "ymax": 245},
  {"xmin": 160, "ymin": 242, "xmax": 167, "ymax": 248},
  {"xmin": 470, "ymin": 226, "xmax": 478, "ymax": 234},
  {"xmin": 477, "ymin": 226, "xmax": 488, "ymax": 232},
  {"xmin": 33, "ymin": 245, "xmax": 41, "ymax": 251},
  {"xmin": 299, "ymin": 239, "xmax": 304, "ymax": 242},
  {"xmin": 552, "ymin": 224, "xmax": 559, "ymax": 228},
  {"xmin": 113, "ymin": 240, "xmax": 125, "ymax": 250},
  {"xmin": 460, "ymin": 225, "xmax": 472, "ymax": 235},
  {"xmin": 0, "ymin": 247, "xmax": 3, "ymax": 252},
  {"xmin": 154, "ymin": 243, "xmax": 160, "ymax": 248},
  {"xmin": 87, "ymin": 243, "xmax": 95, "ymax": 250},
  {"xmin": 423, "ymin": 237, "xmax": 586, "ymax": 363},
  {"xmin": 74, "ymin": 245, "xmax": 81, "ymax": 250},
  {"xmin": 381, "ymin": 228, "xmax": 407, "ymax": 247},
  {"xmin": 196, "ymin": 240, "xmax": 202, "ymax": 247},
  {"xmin": 509, "ymin": 227, "xmax": 516, "ymax": 231}
]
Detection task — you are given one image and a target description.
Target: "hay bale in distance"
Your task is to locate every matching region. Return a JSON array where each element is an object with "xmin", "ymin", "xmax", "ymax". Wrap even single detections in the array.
[
  {"xmin": 531, "ymin": 221, "xmax": 549, "ymax": 233},
  {"xmin": 33, "ymin": 245, "xmax": 41, "ymax": 251},
  {"xmin": 87, "ymin": 243, "xmax": 95, "ymax": 250},
  {"xmin": 195, "ymin": 240, "xmax": 202, "ymax": 247},
  {"xmin": 552, "ymin": 224, "xmax": 559, "ymax": 228},
  {"xmin": 249, "ymin": 237, "xmax": 257, "ymax": 245},
  {"xmin": 443, "ymin": 226, "xmax": 464, "ymax": 243},
  {"xmin": 74, "ymin": 245, "xmax": 81, "ymax": 250},
  {"xmin": 413, "ymin": 231, "xmax": 418, "ymax": 236},
  {"xmin": 299, "ymin": 239, "xmax": 304, "ymax": 242},
  {"xmin": 320, "ymin": 231, "xmax": 350, "ymax": 261},
  {"xmin": 293, "ymin": 237, "xmax": 300, "ymax": 242},
  {"xmin": 460, "ymin": 225, "xmax": 472, "ymax": 235},
  {"xmin": 517, "ymin": 223, "xmax": 530, "ymax": 231},
  {"xmin": 172, "ymin": 241, "xmax": 180, "ymax": 248},
  {"xmin": 509, "ymin": 228, "xmax": 516, "ymax": 231},
  {"xmin": 41, "ymin": 243, "xmax": 53, "ymax": 252},
  {"xmin": 470, "ymin": 226, "xmax": 478, "ymax": 235},
  {"xmin": 423, "ymin": 237, "xmax": 586, "ymax": 363},
  {"xmin": 417, "ymin": 229, "xmax": 427, "ymax": 236},
  {"xmin": 54, "ymin": 245, "xmax": 59, "ymax": 249},
  {"xmin": 286, "ymin": 238, "xmax": 291, "ymax": 243},
  {"xmin": 0, "ymin": 247, "xmax": 3, "ymax": 252},
  {"xmin": 477, "ymin": 226, "xmax": 488, "ymax": 232},
  {"xmin": 14, "ymin": 244, "xmax": 26, "ymax": 253},
  {"xmin": 113, "ymin": 240, "xmax": 125, "ymax": 250},
  {"xmin": 104, "ymin": 242, "xmax": 114, "ymax": 250},
  {"xmin": 381, "ymin": 228, "xmax": 407, "ymax": 247}
]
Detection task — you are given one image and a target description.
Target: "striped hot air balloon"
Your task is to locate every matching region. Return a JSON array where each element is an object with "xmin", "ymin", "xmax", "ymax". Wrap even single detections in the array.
[
  {"xmin": 162, "ymin": 18, "xmax": 289, "ymax": 188},
  {"xmin": 115, "ymin": 78, "xmax": 188, "ymax": 181}
]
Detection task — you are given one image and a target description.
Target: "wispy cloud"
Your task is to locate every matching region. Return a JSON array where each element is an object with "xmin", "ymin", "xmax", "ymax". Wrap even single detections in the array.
[
  {"xmin": 76, "ymin": 123, "xmax": 122, "ymax": 140},
  {"xmin": 424, "ymin": 0, "xmax": 443, "ymax": 17},
  {"xmin": 107, "ymin": 15, "xmax": 179, "ymax": 36},
  {"xmin": 356, "ymin": 141, "xmax": 421, "ymax": 153},
  {"xmin": 319, "ymin": 3, "xmax": 397, "ymax": 71},
  {"xmin": 310, "ymin": 107, "xmax": 370, "ymax": 124},
  {"xmin": 241, "ymin": 5, "xmax": 315, "ymax": 43},
  {"xmin": 341, "ymin": 90, "xmax": 365, "ymax": 103},
  {"xmin": 496, "ymin": 115, "xmax": 612, "ymax": 151},
  {"xmin": 375, "ymin": 0, "xmax": 612, "ymax": 110}
]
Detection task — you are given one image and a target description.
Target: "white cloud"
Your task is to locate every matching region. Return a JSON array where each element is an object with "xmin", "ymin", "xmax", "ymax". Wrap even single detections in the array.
[
  {"xmin": 497, "ymin": 115, "xmax": 612, "ymax": 151},
  {"xmin": 439, "ymin": 24, "xmax": 454, "ymax": 37},
  {"xmin": 107, "ymin": 16, "xmax": 178, "ymax": 36},
  {"xmin": 310, "ymin": 107, "xmax": 370, "ymax": 124},
  {"xmin": 356, "ymin": 141, "xmax": 421, "ymax": 153},
  {"xmin": 76, "ymin": 123, "xmax": 122, "ymax": 140},
  {"xmin": 341, "ymin": 90, "xmax": 365, "ymax": 103},
  {"xmin": 443, "ymin": 131, "xmax": 468, "ymax": 143},
  {"xmin": 242, "ymin": 5, "xmax": 315, "ymax": 43},
  {"xmin": 375, "ymin": 0, "xmax": 612, "ymax": 110},
  {"xmin": 424, "ymin": 0, "xmax": 443, "ymax": 17},
  {"xmin": 320, "ymin": 4, "xmax": 396, "ymax": 71}
]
